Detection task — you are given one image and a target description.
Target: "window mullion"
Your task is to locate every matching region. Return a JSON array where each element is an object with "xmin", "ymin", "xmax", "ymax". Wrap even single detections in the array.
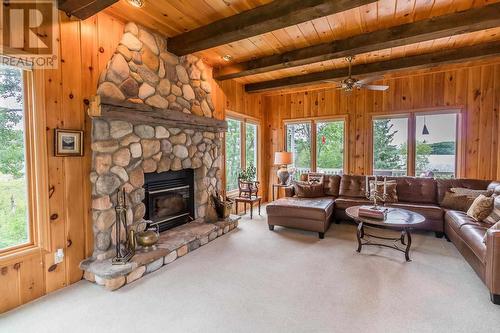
[{"xmin": 311, "ymin": 120, "xmax": 317, "ymax": 172}]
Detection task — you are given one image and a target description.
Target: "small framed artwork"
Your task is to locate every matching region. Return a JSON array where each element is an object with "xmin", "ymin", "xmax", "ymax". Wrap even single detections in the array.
[{"xmin": 54, "ymin": 129, "xmax": 84, "ymax": 156}]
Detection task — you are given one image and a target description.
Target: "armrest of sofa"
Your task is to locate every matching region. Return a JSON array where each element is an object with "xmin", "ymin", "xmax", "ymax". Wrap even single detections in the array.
[
  {"xmin": 284, "ymin": 186, "xmax": 295, "ymax": 197},
  {"xmin": 485, "ymin": 228, "xmax": 500, "ymax": 296}
]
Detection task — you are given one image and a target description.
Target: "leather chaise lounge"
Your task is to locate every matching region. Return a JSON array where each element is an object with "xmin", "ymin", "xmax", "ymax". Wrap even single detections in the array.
[{"xmin": 266, "ymin": 174, "xmax": 500, "ymax": 304}]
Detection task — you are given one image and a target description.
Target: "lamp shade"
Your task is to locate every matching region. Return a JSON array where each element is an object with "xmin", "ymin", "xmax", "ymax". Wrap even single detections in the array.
[{"xmin": 274, "ymin": 151, "xmax": 293, "ymax": 165}]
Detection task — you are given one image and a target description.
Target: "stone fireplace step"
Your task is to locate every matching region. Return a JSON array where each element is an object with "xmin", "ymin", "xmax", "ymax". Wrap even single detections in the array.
[{"xmin": 80, "ymin": 216, "xmax": 240, "ymax": 290}]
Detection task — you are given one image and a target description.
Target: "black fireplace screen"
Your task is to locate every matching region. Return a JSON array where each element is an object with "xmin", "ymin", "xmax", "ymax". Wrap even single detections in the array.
[{"xmin": 143, "ymin": 169, "xmax": 194, "ymax": 232}]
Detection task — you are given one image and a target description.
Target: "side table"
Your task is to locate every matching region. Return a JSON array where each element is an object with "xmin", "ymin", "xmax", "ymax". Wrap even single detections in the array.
[{"xmin": 272, "ymin": 184, "xmax": 290, "ymax": 201}]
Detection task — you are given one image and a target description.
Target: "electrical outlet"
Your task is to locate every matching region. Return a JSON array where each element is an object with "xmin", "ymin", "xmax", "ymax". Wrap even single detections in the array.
[{"xmin": 54, "ymin": 248, "xmax": 64, "ymax": 264}]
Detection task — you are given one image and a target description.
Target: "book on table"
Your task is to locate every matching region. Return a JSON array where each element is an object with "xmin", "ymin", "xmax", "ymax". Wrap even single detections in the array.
[{"xmin": 358, "ymin": 206, "xmax": 387, "ymax": 220}]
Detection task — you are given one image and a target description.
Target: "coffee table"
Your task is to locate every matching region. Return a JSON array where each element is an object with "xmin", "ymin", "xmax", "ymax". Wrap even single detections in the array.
[{"xmin": 345, "ymin": 206, "xmax": 425, "ymax": 262}]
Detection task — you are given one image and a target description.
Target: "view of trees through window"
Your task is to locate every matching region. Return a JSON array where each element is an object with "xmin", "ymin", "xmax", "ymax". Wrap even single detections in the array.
[
  {"xmin": 245, "ymin": 123, "xmax": 258, "ymax": 178},
  {"xmin": 373, "ymin": 117, "xmax": 408, "ymax": 176},
  {"xmin": 0, "ymin": 64, "xmax": 29, "ymax": 250},
  {"xmin": 316, "ymin": 121, "xmax": 344, "ymax": 175},
  {"xmin": 225, "ymin": 118, "xmax": 259, "ymax": 192},
  {"xmin": 225, "ymin": 118, "xmax": 242, "ymax": 191},
  {"xmin": 373, "ymin": 113, "xmax": 458, "ymax": 178},
  {"xmin": 286, "ymin": 122, "xmax": 311, "ymax": 176},
  {"xmin": 285, "ymin": 120, "xmax": 345, "ymax": 177}
]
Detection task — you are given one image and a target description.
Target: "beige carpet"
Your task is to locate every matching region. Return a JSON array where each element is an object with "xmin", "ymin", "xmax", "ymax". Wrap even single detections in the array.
[{"xmin": 1, "ymin": 207, "xmax": 499, "ymax": 333}]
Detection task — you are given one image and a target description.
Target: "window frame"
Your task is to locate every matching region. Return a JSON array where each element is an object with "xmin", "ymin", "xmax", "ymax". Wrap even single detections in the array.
[
  {"xmin": 223, "ymin": 111, "xmax": 261, "ymax": 196},
  {"xmin": 0, "ymin": 66, "xmax": 50, "ymax": 261},
  {"xmin": 283, "ymin": 116, "xmax": 348, "ymax": 174},
  {"xmin": 369, "ymin": 108, "xmax": 463, "ymax": 177}
]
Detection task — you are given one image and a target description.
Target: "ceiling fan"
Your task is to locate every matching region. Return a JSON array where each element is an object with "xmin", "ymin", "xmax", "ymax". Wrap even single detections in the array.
[{"xmin": 325, "ymin": 56, "xmax": 389, "ymax": 92}]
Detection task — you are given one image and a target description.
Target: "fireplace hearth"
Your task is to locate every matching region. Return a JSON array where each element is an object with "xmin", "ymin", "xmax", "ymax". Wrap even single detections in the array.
[{"xmin": 144, "ymin": 170, "xmax": 195, "ymax": 232}]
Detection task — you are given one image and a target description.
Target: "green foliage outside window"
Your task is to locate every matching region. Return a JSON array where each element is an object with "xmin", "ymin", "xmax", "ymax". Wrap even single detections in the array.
[
  {"xmin": 316, "ymin": 121, "xmax": 344, "ymax": 172},
  {"xmin": 0, "ymin": 65, "xmax": 29, "ymax": 250}
]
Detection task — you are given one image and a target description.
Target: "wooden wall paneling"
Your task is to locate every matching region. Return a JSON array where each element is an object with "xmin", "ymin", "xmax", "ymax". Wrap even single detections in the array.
[
  {"xmin": 44, "ymin": 13, "xmax": 67, "ymax": 293},
  {"xmin": 80, "ymin": 15, "xmax": 99, "ymax": 258},
  {"xmin": 18, "ymin": 254, "xmax": 45, "ymax": 305},
  {"xmin": 495, "ymin": 64, "xmax": 500, "ymax": 180},
  {"xmin": 0, "ymin": 263, "xmax": 20, "ymax": 313},
  {"xmin": 478, "ymin": 65, "xmax": 495, "ymax": 179},
  {"xmin": 59, "ymin": 15, "xmax": 86, "ymax": 285},
  {"xmin": 465, "ymin": 67, "xmax": 482, "ymax": 178}
]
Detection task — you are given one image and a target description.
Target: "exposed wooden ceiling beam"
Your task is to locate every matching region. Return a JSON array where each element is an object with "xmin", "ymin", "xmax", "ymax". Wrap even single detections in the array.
[
  {"xmin": 245, "ymin": 41, "xmax": 500, "ymax": 92},
  {"xmin": 167, "ymin": 0, "xmax": 378, "ymax": 56},
  {"xmin": 216, "ymin": 3, "xmax": 500, "ymax": 80}
]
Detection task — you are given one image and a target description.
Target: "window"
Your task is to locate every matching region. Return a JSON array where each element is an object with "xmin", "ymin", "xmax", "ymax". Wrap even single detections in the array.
[
  {"xmin": 286, "ymin": 122, "xmax": 311, "ymax": 175},
  {"xmin": 224, "ymin": 116, "xmax": 259, "ymax": 192},
  {"xmin": 245, "ymin": 122, "xmax": 258, "ymax": 177},
  {"xmin": 372, "ymin": 112, "xmax": 459, "ymax": 178},
  {"xmin": 0, "ymin": 64, "xmax": 29, "ymax": 251},
  {"xmin": 415, "ymin": 113, "xmax": 457, "ymax": 178},
  {"xmin": 285, "ymin": 119, "xmax": 345, "ymax": 177},
  {"xmin": 225, "ymin": 118, "xmax": 242, "ymax": 192},
  {"xmin": 373, "ymin": 117, "xmax": 408, "ymax": 176},
  {"xmin": 316, "ymin": 120, "xmax": 344, "ymax": 175}
]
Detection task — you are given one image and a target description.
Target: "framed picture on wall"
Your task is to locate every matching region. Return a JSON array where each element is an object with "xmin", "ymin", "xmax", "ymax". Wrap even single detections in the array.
[{"xmin": 54, "ymin": 129, "xmax": 84, "ymax": 156}]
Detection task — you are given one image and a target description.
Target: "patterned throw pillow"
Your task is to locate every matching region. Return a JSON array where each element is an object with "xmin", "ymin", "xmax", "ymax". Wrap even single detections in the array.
[
  {"xmin": 467, "ymin": 195, "xmax": 494, "ymax": 222},
  {"xmin": 369, "ymin": 180, "xmax": 398, "ymax": 203},
  {"xmin": 484, "ymin": 197, "xmax": 500, "ymax": 225},
  {"xmin": 293, "ymin": 181, "xmax": 324, "ymax": 198},
  {"xmin": 440, "ymin": 191, "xmax": 476, "ymax": 212},
  {"xmin": 307, "ymin": 173, "xmax": 324, "ymax": 184},
  {"xmin": 483, "ymin": 220, "xmax": 500, "ymax": 244}
]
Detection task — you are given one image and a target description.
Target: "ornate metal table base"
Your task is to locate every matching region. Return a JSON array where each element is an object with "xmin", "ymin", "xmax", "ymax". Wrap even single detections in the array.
[{"xmin": 356, "ymin": 221, "xmax": 412, "ymax": 262}]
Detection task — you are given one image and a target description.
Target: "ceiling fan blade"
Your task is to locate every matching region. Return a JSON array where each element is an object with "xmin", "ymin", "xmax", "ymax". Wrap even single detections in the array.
[
  {"xmin": 362, "ymin": 84, "xmax": 389, "ymax": 91},
  {"xmin": 356, "ymin": 75, "xmax": 384, "ymax": 85}
]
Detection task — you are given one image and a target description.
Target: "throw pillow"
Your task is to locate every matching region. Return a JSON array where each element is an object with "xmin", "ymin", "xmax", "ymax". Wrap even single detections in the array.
[
  {"xmin": 467, "ymin": 195, "xmax": 494, "ymax": 222},
  {"xmin": 450, "ymin": 187, "xmax": 493, "ymax": 197},
  {"xmin": 293, "ymin": 181, "xmax": 324, "ymax": 198},
  {"xmin": 307, "ymin": 173, "xmax": 324, "ymax": 184},
  {"xmin": 369, "ymin": 180, "xmax": 398, "ymax": 203},
  {"xmin": 483, "ymin": 220, "xmax": 500, "ymax": 244},
  {"xmin": 440, "ymin": 191, "xmax": 476, "ymax": 212},
  {"xmin": 484, "ymin": 198, "xmax": 500, "ymax": 225}
]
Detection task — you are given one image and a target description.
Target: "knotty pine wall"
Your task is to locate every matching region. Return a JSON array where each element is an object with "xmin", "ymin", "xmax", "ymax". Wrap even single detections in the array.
[
  {"xmin": 0, "ymin": 12, "xmax": 260, "ymax": 314},
  {"xmin": 263, "ymin": 60, "xmax": 500, "ymax": 199}
]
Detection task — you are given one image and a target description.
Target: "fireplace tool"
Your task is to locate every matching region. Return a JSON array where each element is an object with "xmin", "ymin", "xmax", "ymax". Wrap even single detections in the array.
[{"xmin": 112, "ymin": 188, "xmax": 135, "ymax": 265}]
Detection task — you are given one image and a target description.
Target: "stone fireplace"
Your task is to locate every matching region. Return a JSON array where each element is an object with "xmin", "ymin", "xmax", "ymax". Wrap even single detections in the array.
[{"xmin": 85, "ymin": 22, "xmax": 229, "ymax": 265}]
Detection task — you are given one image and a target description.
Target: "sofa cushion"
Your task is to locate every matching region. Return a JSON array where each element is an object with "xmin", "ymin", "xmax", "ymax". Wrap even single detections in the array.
[
  {"xmin": 369, "ymin": 180, "xmax": 398, "ymax": 202},
  {"xmin": 299, "ymin": 173, "xmax": 341, "ymax": 197},
  {"xmin": 484, "ymin": 196, "xmax": 500, "ymax": 225},
  {"xmin": 293, "ymin": 181, "xmax": 324, "ymax": 198},
  {"xmin": 393, "ymin": 177, "xmax": 437, "ymax": 204},
  {"xmin": 445, "ymin": 211, "xmax": 488, "ymax": 261},
  {"xmin": 436, "ymin": 178, "xmax": 492, "ymax": 204},
  {"xmin": 385, "ymin": 202, "xmax": 443, "ymax": 221},
  {"xmin": 266, "ymin": 197, "xmax": 334, "ymax": 221},
  {"xmin": 467, "ymin": 195, "xmax": 494, "ymax": 222},
  {"xmin": 339, "ymin": 175, "xmax": 367, "ymax": 198},
  {"xmin": 440, "ymin": 191, "xmax": 475, "ymax": 212},
  {"xmin": 334, "ymin": 197, "xmax": 372, "ymax": 210}
]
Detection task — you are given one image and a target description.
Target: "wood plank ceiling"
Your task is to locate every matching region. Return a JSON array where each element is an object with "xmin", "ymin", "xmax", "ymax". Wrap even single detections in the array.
[{"xmin": 104, "ymin": 0, "xmax": 500, "ymax": 89}]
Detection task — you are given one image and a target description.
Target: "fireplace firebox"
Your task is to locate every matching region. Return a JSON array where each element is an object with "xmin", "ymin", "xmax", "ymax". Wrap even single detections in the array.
[{"xmin": 143, "ymin": 169, "xmax": 195, "ymax": 232}]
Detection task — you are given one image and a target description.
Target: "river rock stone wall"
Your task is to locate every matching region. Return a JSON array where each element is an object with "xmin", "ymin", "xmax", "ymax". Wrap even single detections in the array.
[
  {"xmin": 91, "ymin": 119, "xmax": 222, "ymax": 260},
  {"xmin": 96, "ymin": 22, "xmax": 214, "ymax": 118}
]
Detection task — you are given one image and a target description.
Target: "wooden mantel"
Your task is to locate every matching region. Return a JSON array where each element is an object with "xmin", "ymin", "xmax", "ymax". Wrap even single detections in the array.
[{"xmin": 87, "ymin": 97, "xmax": 227, "ymax": 132}]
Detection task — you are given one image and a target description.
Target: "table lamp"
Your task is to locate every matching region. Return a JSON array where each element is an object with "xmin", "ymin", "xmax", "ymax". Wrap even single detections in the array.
[{"xmin": 274, "ymin": 151, "xmax": 293, "ymax": 185}]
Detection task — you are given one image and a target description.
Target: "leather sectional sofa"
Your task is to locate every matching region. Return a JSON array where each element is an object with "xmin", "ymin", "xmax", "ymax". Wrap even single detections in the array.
[{"xmin": 266, "ymin": 174, "xmax": 500, "ymax": 304}]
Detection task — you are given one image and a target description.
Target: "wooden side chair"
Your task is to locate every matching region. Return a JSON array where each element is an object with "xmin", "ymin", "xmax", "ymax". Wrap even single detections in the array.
[{"xmin": 235, "ymin": 179, "xmax": 261, "ymax": 219}]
